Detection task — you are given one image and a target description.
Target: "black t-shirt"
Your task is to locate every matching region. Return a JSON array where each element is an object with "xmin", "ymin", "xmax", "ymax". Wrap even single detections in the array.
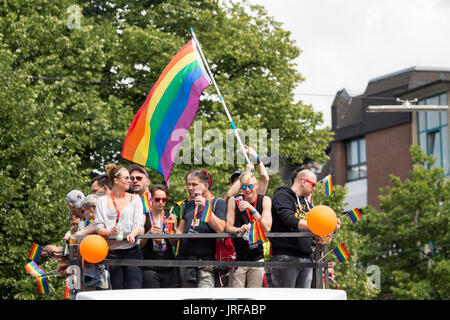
[
  {"xmin": 179, "ymin": 197, "xmax": 226, "ymax": 259},
  {"xmin": 142, "ymin": 211, "xmax": 175, "ymax": 270},
  {"xmin": 231, "ymin": 194, "xmax": 265, "ymax": 261}
]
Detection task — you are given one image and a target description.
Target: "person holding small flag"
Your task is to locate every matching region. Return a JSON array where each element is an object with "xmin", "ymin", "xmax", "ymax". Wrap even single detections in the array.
[
  {"xmin": 175, "ymin": 169, "xmax": 226, "ymax": 288},
  {"xmin": 140, "ymin": 184, "xmax": 180, "ymax": 288},
  {"xmin": 225, "ymin": 171, "xmax": 272, "ymax": 287}
]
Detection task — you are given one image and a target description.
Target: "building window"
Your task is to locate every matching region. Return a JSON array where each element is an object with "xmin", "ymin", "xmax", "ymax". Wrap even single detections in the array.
[
  {"xmin": 346, "ymin": 137, "xmax": 367, "ymax": 181},
  {"xmin": 417, "ymin": 92, "xmax": 449, "ymax": 176}
]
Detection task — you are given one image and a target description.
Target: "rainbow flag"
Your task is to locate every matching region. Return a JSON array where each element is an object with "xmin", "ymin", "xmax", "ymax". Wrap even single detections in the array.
[
  {"xmin": 249, "ymin": 220, "xmax": 268, "ymax": 245},
  {"xmin": 63, "ymin": 285, "xmax": 70, "ymax": 299},
  {"xmin": 28, "ymin": 242, "xmax": 43, "ymax": 262},
  {"xmin": 142, "ymin": 192, "xmax": 152, "ymax": 213},
  {"xmin": 332, "ymin": 242, "xmax": 351, "ymax": 262},
  {"xmin": 121, "ymin": 40, "xmax": 211, "ymax": 187},
  {"xmin": 200, "ymin": 200, "xmax": 212, "ymax": 223},
  {"xmin": 36, "ymin": 277, "xmax": 50, "ymax": 294},
  {"xmin": 321, "ymin": 175, "xmax": 333, "ymax": 197},
  {"xmin": 24, "ymin": 261, "xmax": 45, "ymax": 278},
  {"xmin": 348, "ymin": 208, "xmax": 362, "ymax": 224}
]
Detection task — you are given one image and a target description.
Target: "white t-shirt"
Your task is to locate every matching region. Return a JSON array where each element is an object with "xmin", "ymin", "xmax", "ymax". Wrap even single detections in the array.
[{"xmin": 95, "ymin": 194, "xmax": 144, "ymax": 250}]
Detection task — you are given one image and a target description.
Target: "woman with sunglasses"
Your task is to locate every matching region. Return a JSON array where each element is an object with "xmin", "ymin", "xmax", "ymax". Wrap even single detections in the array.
[
  {"xmin": 140, "ymin": 184, "xmax": 180, "ymax": 288},
  {"xmin": 95, "ymin": 163, "xmax": 145, "ymax": 289},
  {"xmin": 225, "ymin": 171, "xmax": 272, "ymax": 288}
]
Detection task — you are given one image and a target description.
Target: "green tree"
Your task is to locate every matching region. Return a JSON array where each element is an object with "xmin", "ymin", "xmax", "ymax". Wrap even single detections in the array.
[
  {"xmin": 356, "ymin": 145, "xmax": 449, "ymax": 299},
  {"xmin": 314, "ymin": 183, "xmax": 379, "ymax": 300}
]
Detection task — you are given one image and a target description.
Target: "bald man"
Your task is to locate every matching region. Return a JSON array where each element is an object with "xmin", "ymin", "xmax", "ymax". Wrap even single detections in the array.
[{"xmin": 270, "ymin": 168, "xmax": 317, "ymax": 288}]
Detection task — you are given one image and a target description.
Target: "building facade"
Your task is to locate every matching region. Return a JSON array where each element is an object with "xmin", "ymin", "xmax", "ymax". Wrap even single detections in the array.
[{"xmin": 328, "ymin": 67, "xmax": 450, "ymax": 211}]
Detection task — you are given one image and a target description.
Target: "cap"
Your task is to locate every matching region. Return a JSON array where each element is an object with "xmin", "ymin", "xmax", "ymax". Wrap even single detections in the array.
[
  {"xmin": 65, "ymin": 190, "xmax": 85, "ymax": 208},
  {"xmin": 128, "ymin": 164, "xmax": 149, "ymax": 178},
  {"xmin": 229, "ymin": 170, "xmax": 244, "ymax": 184}
]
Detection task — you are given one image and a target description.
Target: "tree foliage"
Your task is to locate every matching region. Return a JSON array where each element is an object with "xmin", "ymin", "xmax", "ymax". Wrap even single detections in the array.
[
  {"xmin": 1, "ymin": 0, "xmax": 332, "ymax": 299},
  {"xmin": 356, "ymin": 145, "xmax": 449, "ymax": 299}
]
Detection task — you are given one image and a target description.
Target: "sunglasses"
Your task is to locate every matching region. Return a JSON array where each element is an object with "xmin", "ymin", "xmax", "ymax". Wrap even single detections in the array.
[
  {"xmin": 241, "ymin": 184, "xmax": 255, "ymax": 191},
  {"xmin": 152, "ymin": 197, "xmax": 168, "ymax": 203},
  {"xmin": 130, "ymin": 176, "xmax": 144, "ymax": 182},
  {"xmin": 299, "ymin": 178, "xmax": 316, "ymax": 188}
]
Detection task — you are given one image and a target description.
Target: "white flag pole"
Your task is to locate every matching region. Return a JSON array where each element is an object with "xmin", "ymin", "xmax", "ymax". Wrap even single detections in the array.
[
  {"xmin": 190, "ymin": 28, "xmax": 251, "ymax": 165},
  {"xmin": 317, "ymin": 247, "xmax": 335, "ymax": 263}
]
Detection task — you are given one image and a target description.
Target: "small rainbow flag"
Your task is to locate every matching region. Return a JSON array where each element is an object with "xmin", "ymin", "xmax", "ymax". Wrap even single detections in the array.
[
  {"xmin": 121, "ymin": 40, "xmax": 211, "ymax": 187},
  {"xmin": 332, "ymin": 242, "xmax": 351, "ymax": 263},
  {"xmin": 24, "ymin": 261, "xmax": 45, "ymax": 278},
  {"xmin": 348, "ymin": 208, "xmax": 362, "ymax": 224},
  {"xmin": 200, "ymin": 200, "xmax": 212, "ymax": 223},
  {"xmin": 28, "ymin": 243, "xmax": 43, "ymax": 262},
  {"xmin": 36, "ymin": 277, "xmax": 50, "ymax": 294},
  {"xmin": 63, "ymin": 285, "xmax": 70, "ymax": 299},
  {"xmin": 249, "ymin": 221, "xmax": 268, "ymax": 245},
  {"xmin": 142, "ymin": 192, "xmax": 152, "ymax": 213},
  {"xmin": 321, "ymin": 175, "xmax": 333, "ymax": 197}
]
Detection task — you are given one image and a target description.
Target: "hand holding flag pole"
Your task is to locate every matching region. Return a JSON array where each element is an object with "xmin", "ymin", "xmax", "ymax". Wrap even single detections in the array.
[{"xmin": 190, "ymin": 28, "xmax": 252, "ymax": 165}]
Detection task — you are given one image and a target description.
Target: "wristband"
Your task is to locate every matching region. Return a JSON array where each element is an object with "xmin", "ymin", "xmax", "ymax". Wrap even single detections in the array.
[
  {"xmin": 251, "ymin": 209, "xmax": 258, "ymax": 215},
  {"xmin": 254, "ymin": 155, "xmax": 261, "ymax": 165}
]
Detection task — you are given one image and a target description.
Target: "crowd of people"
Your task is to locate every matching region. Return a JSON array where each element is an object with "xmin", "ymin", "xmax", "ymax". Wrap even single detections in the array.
[{"xmin": 49, "ymin": 146, "xmax": 340, "ymax": 294}]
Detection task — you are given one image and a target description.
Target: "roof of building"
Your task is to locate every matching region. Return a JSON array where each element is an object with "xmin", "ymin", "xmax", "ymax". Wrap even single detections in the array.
[{"xmin": 331, "ymin": 66, "xmax": 450, "ymax": 141}]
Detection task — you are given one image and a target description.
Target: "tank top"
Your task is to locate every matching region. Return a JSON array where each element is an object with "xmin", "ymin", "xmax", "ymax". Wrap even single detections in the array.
[{"xmin": 232, "ymin": 194, "xmax": 265, "ymax": 261}]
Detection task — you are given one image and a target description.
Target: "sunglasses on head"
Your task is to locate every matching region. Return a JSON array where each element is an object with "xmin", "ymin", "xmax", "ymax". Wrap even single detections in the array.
[
  {"xmin": 130, "ymin": 176, "xmax": 144, "ymax": 182},
  {"xmin": 241, "ymin": 184, "xmax": 255, "ymax": 191},
  {"xmin": 152, "ymin": 197, "xmax": 168, "ymax": 203}
]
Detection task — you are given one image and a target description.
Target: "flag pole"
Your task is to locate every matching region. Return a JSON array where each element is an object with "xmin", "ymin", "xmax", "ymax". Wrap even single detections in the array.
[
  {"xmin": 190, "ymin": 28, "xmax": 252, "ymax": 165},
  {"xmin": 317, "ymin": 247, "xmax": 334, "ymax": 263}
]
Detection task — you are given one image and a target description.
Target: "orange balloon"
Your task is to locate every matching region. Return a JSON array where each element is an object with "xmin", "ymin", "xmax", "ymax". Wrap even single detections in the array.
[
  {"xmin": 79, "ymin": 235, "xmax": 109, "ymax": 263},
  {"xmin": 307, "ymin": 205, "xmax": 337, "ymax": 236}
]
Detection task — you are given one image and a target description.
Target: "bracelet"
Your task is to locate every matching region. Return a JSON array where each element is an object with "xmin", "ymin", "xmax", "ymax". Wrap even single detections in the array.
[
  {"xmin": 253, "ymin": 155, "xmax": 261, "ymax": 165},
  {"xmin": 251, "ymin": 209, "xmax": 258, "ymax": 215}
]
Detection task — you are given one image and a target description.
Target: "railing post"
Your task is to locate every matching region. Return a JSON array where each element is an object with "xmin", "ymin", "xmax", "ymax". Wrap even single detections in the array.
[
  {"xmin": 323, "ymin": 244, "xmax": 329, "ymax": 289},
  {"xmin": 313, "ymin": 243, "xmax": 322, "ymax": 289}
]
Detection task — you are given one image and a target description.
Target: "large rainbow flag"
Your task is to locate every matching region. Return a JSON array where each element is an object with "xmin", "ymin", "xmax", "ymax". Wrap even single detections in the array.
[{"xmin": 121, "ymin": 40, "xmax": 211, "ymax": 186}]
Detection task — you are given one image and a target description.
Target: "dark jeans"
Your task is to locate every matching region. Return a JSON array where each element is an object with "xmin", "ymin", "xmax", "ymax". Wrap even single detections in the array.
[
  {"xmin": 142, "ymin": 268, "xmax": 180, "ymax": 288},
  {"xmin": 107, "ymin": 245, "xmax": 142, "ymax": 290},
  {"xmin": 271, "ymin": 254, "xmax": 313, "ymax": 288}
]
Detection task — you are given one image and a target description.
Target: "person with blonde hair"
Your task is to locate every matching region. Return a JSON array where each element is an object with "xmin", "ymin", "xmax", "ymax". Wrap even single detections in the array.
[
  {"xmin": 225, "ymin": 171, "xmax": 272, "ymax": 287},
  {"xmin": 95, "ymin": 163, "xmax": 145, "ymax": 289}
]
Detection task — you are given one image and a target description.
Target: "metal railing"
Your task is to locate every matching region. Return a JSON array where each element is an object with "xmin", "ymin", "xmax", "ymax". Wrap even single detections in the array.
[{"xmin": 69, "ymin": 232, "xmax": 329, "ymax": 293}]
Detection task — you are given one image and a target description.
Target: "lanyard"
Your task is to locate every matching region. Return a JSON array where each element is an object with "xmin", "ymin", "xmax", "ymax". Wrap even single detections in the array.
[
  {"xmin": 241, "ymin": 198, "xmax": 257, "ymax": 223},
  {"xmin": 111, "ymin": 192, "xmax": 126, "ymax": 224},
  {"xmin": 148, "ymin": 211, "xmax": 165, "ymax": 231},
  {"xmin": 295, "ymin": 194, "xmax": 311, "ymax": 213}
]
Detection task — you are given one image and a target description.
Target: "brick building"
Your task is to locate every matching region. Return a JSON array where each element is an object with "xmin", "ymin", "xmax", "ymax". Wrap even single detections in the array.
[{"xmin": 327, "ymin": 66, "xmax": 450, "ymax": 211}]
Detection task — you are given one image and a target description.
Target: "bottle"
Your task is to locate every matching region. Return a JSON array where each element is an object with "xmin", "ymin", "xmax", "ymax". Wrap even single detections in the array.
[
  {"xmin": 116, "ymin": 222, "xmax": 123, "ymax": 241},
  {"xmin": 77, "ymin": 220, "xmax": 85, "ymax": 232}
]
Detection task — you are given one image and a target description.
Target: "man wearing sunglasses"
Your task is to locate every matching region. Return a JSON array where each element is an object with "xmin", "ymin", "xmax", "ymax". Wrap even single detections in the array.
[
  {"xmin": 128, "ymin": 164, "xmax": 151, "ymax": 199},
  {"xmin": 270, "ymin": 168, "xmax": 317, "ymax": 288}
]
